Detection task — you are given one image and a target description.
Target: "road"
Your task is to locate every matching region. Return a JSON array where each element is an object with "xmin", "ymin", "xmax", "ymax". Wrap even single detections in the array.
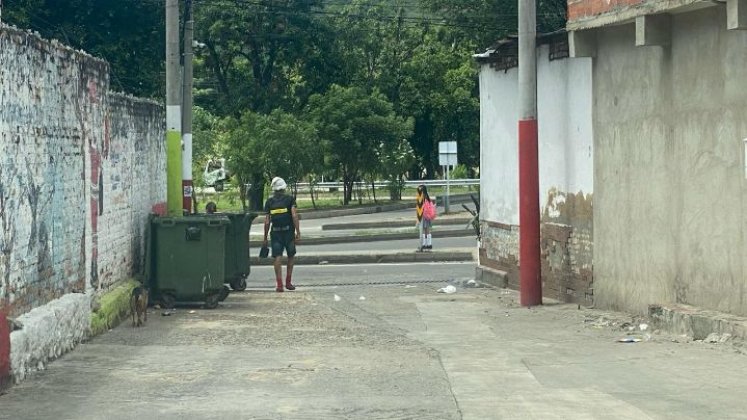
[
  {"xmin": 247, "ymin": 262, "xmax": 476, "ymax": 289},
  {"xmin": 252, "ymin": 204, "xmax": 476, "ymax": 234},
  {"xmin": 294, "ymin": 236, "xmax": 476, "ymax": 253},
  {"xmin": 3, "ymin": 262, "xmax": 747, "ymax": 419}
]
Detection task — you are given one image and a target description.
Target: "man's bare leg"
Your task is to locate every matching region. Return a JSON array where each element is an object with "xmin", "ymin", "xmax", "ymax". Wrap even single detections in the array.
[
  {"xmin": 285, "ymin": 256, "xmax": 296, "ymax": 290},
  {"xmin": 274, "ymin": 256, "xmax": 284, "ymax": 292}
]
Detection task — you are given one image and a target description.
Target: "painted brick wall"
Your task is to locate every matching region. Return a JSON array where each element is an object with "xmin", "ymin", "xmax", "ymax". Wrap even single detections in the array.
[
  {"xmin": 477, "ymin": 40, "xmax": 594, "ymax": 304},
  {"xmin": 0, "ymin": 24, "xmax": 166, "ymax": 317},
  {"xmin": 568, "ymin": 0, "xmax": 645, "ymax": 23},
  {"xmin": 96, "ymin": 94, "xmax": 165, "ymax": 290},
  {"xmin": 567, "ymin": 0, "xmax": 698, "ymax": 29}
]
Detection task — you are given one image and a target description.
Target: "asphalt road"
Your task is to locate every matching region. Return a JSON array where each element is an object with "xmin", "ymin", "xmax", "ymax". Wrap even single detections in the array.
[
  {"xmin": 248, "ymin": 262, "xmax": 476, "ymax": 289},
  {"xmin": 252, "ymin": 204, "xmax": 476, "ymax": 234},
  {"xmin": 295, "ymin": 236, "xmax": 477, "ymax": 253},
  {"xmin": 4, "ymin": 262, "xmax": 747, "ymax": 419}
]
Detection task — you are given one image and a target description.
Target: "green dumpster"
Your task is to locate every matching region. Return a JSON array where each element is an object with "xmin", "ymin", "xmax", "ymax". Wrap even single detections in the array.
[
  {"xmin": 223, "ymin": 212, "xmax": 257, "ymax": 291},
  {"xmin": 148, "ymin": 215, "xmax": 230, "ymax": 309}
]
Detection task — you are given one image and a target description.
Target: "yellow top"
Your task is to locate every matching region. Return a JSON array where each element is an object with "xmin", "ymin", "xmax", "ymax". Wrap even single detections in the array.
[{"xmin": 416, "ymin": 190, "xmax": 425, "ymax": 221}]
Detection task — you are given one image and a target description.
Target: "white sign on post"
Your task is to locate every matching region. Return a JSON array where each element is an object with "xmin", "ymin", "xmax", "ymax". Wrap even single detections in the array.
[
  {"xmin": 438, "ymin": 141, "xmax": 458, "ymax": 213},
  {"xmin": 438, "ymin": 141, "xmax": 458, "ymax": 167}
]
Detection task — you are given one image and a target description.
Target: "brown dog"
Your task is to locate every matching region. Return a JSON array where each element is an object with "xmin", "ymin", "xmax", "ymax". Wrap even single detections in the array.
[{"xmin": 130, "ymin": 286, "xmax": 149, "ymax": 327}]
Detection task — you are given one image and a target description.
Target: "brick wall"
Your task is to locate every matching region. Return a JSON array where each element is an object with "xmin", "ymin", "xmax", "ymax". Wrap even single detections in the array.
[
  {"xmin": 479, "ymin": 206, "xmax": 594, "ymax": 305},
  {"xmin": 96, "ymin": 94, "xmax": 165, "ymax": 290},
  {"xmin": 0, "ymin": 24, "xmax": 166, "ymax": 317},
  {"xmin": 567, "ymin": 0, "xmax": 698, "ymax": 29},
  {"xmin": 568, "ymin": 0, "xmax": 645, "ymax": 23}
]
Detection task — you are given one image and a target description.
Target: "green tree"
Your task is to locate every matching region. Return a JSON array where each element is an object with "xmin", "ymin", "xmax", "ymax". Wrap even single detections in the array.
[
  {"xmin": 418, "ymin": 0, "xmax": 567, "ymax": 47},
  {"xmin": 225, "ymin": 109, "xmax": 320, "ymax": 210},
  {"xmin": 194, "ymin": 0, "xmax": 342, "ymax": 116},
  {"xmin": 396, "ymin": 36, "xmax": 479, "ymax": 178},
  {"xmin": 307, "ymin": 85, "xmax": 413, "ymax": 205},
  {"xmin": 3, "ymin": 0, "xmax": 165, "ymax": 98}
]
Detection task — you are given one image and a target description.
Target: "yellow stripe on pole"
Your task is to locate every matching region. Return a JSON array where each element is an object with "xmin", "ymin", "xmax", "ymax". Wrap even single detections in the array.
[{"xmin": 167, "ymin": 129, "xmax": 182, "ymax": 216}]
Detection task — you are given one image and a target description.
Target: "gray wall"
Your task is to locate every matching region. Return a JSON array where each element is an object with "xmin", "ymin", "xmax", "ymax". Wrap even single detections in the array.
[{"xmin": 594, "ymin": 6, "xmax": 747, "ymax": 315}]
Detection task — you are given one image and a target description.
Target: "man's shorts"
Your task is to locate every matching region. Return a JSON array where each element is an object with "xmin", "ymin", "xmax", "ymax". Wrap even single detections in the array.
[{"xmin": 270, "ymin": 229, "xmax": 296, "ymax": 258}]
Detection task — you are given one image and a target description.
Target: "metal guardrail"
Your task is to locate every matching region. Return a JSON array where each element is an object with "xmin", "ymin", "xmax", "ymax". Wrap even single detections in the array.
[{"xmin": 294, "ymin": 179, "xmax": 479, "ymax": 189}]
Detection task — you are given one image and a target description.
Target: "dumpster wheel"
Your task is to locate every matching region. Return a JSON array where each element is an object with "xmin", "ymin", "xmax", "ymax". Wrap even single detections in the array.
[
  {"xmin": 218, "ymin": 285, "xmax": 230, "ymax": 302},
  {"xmin": 205, "ymin": 294, "xmax": 220, "ymax": 309},
  {"xmin": 230, "ymin": 277, "xmax": 247, "ymax": 291},
  {"xmin": 161, "ymin": 293, "xmax": 176, "ymax": 310}
]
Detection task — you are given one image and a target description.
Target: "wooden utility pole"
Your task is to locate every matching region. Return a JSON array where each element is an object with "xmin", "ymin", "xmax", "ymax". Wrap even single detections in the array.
[
  {"xmin": 518, "ymin": 0, "xmax": 542, "ymax": 306},
  {"xmin": 182, "ymin": 0, "xmax": 194, "ymax": 214},
  {"xmin": 166, "ymin": 0, "xmax": 183, "ymax": 216}
]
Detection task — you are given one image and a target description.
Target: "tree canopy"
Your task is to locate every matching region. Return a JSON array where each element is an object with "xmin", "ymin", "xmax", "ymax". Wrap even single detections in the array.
[{"xmin": 4, "ymin": 0, "xmax": 568, "ymax": 208}]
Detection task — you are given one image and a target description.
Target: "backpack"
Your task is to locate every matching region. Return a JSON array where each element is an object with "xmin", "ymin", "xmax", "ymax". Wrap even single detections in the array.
[{"xmin": 423, "ymin": 200, "xmax": 436, "ymax": 221}]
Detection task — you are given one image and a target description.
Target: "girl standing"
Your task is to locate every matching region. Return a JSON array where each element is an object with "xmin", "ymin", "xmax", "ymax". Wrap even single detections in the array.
[{"xmin": 416, "ymin": 184, "xmax": 436, "ymax": 251}]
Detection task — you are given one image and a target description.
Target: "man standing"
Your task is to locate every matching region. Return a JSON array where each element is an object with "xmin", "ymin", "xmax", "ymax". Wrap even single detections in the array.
[{"xmin": 263, "ymin": 177, "xmax": 300, "ymax": 292}]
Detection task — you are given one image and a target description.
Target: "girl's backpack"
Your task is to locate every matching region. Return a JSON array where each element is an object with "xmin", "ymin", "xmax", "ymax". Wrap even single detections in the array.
[{"xmin": 423, "ymin": 200, "xmax": 436, "ymax": 221}]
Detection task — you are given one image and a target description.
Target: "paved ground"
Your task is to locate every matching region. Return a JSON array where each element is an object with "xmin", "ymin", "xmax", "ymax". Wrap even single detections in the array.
[
  {"xmin": 296, "ymin": 237, "xmax": 477, "ymax": 253},
  {"xmin": 3, "ymin": 263, "xmax": 747, "ymax": 419}
]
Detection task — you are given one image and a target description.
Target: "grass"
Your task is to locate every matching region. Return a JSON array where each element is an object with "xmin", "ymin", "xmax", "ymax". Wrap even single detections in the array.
[
  {"xmin": 193, "ymin": 185, "xmax": 478, "ymax": 213},
  {"xmin": 90, "ymin": 279, "xmax": 140, "ymax": 336}
]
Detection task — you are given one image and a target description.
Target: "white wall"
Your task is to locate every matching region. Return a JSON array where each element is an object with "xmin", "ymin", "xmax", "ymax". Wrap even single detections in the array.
[
  {"xmin": 479, "ymin": 45, "xmax": 593, "ymax": 228},
  {"xmin": 479, "ymin": 65, "xmax": 520, "ymax": 225},
  {"xmin": 537, "ymin": 49, "xmax": 594, "ymax": 208}
]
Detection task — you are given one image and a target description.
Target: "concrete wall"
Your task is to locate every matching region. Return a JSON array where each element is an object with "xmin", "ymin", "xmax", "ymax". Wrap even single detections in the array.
[
  {"xmin": 478, "ymin": 42, "xmax": 594, "ymax": 302},
  {"xmin": 593, "ymin": 7, "xmax": 747, "ymax": 315},
  {"xmin": 567, "ymin": 0, "xmax": 699, "ymax": 30},
  {"xmin": 0, "ymin": 24, "xmax": 166, "ymax": 384}
]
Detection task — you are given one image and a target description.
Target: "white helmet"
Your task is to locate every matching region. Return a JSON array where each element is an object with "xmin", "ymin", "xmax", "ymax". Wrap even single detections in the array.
[{"xmin": 271, "ymin": 177, "xmax": 287, "ymax": 191}]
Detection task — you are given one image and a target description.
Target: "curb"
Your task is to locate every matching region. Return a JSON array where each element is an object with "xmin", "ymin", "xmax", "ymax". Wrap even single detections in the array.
[
  {"xmin": 475, "ymin": 265, "xmax": 509, "ymax": 289},
  {"xmin": 249, "ymin": 229, "xmax": 475, "ymax": 247},
  {"xmin": 648, "ymin": 303, "xmax": 747, "ymax": 342},
  {"xmin": 250, "ymin": 250, "xmax": 475, "ymax": 266},
  {"xmin": 90, "ymin": 279, "xmax": 140, "ymax": 336},
  {"xmin": 321, "ymin": 217, "xmax": 472, "ymax": 231}
]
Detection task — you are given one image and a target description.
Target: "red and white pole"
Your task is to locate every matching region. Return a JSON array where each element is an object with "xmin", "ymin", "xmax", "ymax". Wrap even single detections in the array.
[
  {"xmin": 518, "ymin": 0, "xmax": 542, "ymax": 306},
  {"xmin": 182, "ymin": 0, "xmax": 194, "ymax": 214}
]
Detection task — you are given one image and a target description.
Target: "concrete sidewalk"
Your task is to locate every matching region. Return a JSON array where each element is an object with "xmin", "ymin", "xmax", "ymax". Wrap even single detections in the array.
[{"xmin": 2, "ymin": 271, "xmax": 746, "ymax": 420}]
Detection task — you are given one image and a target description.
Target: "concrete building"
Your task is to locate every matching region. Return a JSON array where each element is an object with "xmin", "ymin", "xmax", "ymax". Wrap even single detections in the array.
[
  {"xmin": 478, "ymin": 0, "xmax": 747, "ymax": 319},
  {"xmin": 475, "ymin": 34, "xmax": 595, "ymax": 304},
  {"xmin": 567, "ymin": 0, "xmax": 747, "ymax": 316}
]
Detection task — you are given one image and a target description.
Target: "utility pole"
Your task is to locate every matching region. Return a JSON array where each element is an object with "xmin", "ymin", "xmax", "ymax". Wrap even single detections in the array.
[
  {"xmin": 166, "ymin": 0, "xmax": 183, "ymax": 216},
  {"xmin": 518, "ymin": 0, "xmax": 542, "ymax": 306},
  {"xmin": 182, "ymin": 0, "xmax": 194, "ymax": 214}
]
